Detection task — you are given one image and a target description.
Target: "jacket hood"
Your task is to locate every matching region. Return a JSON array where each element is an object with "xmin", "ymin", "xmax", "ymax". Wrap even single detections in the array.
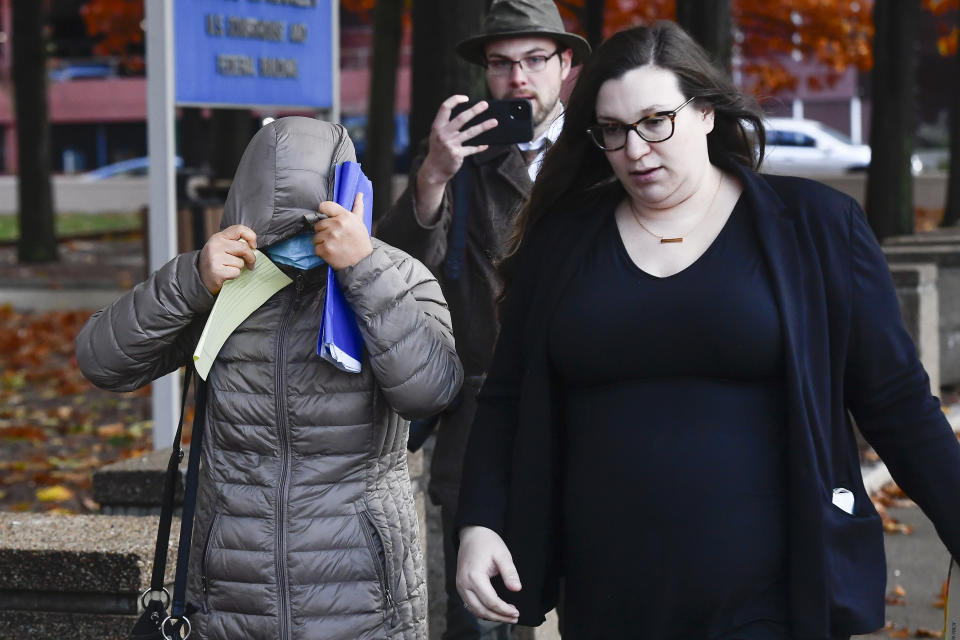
[{"xmin": 221, "ymin": 116, "xmax": 356, "ymax": 248}]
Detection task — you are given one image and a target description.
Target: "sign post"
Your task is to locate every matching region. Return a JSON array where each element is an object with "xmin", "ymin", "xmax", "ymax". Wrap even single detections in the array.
[
  {"xmin": 146, "ymin": 0, "xmax": 178, "ymax": 449},
  {"xmin": 146, "ymin": 0, "xmax": 337, "ymax": 449}
]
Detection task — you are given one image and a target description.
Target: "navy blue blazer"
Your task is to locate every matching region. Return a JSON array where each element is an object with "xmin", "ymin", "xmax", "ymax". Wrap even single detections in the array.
[{"xmin": 457, "ymin": 163, "xmax": 960, "ymax": 637}]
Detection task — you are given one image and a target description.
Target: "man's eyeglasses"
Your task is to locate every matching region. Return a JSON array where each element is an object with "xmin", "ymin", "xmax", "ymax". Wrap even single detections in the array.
[
  {"xmin": 484, "ymin": 49, "xmax": 561, "ymax": 76},
  {"xmin": 585, "ymin": 96, "xmax": 698, "ymax": 151}
]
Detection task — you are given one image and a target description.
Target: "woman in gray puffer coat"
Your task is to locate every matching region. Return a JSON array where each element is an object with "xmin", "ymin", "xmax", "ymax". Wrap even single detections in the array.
[{"xmin": 76, "ymin": 117, "xmax": 463, "ymax": 640}]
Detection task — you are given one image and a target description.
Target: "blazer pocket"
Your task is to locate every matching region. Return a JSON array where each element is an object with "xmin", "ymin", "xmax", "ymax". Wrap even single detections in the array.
[{"xmin": 823, "ymin": 502, "xmax": 886, "ymax": 632}]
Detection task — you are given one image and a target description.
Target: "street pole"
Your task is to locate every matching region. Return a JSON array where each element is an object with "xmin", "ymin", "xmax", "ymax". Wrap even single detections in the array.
[
  {"xmin": 146, "ymin": 0, "xmax": 178, "ymax": 449},
  {"xmin": 331, "ymin": 0, "xmax": 340, "ymax": 124}
]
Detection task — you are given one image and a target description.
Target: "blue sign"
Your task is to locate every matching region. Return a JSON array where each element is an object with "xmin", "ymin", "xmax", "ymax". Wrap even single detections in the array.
[{"xmin": 174, "ymin": 0, "xmax": 333, "ymax": 109}]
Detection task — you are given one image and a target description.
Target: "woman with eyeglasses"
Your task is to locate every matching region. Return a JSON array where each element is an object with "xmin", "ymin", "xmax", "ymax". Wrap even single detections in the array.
[{"xmin": 453, "ymin": 20, "xmax": 960, "ymax": 640}]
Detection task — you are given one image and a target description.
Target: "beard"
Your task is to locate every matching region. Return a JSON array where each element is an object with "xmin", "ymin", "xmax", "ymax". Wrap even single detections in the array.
[{"xmin": 506, "ymin": 89, "xmax": 560, "ymax": 128}]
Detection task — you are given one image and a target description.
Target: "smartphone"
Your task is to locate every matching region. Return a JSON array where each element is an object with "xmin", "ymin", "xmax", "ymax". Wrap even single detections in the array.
[{"xmin": 450, "ymin": 98, "xmax": 534, "ymax": 146}]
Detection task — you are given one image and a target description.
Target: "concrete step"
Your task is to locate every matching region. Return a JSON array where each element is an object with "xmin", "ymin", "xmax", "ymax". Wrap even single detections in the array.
[
  {"xmin": 0, "ymin": 512, "xmax": 178, "ymax": 639},
  {"xmin": 93, "ymin": 447, "xmax": 186, "ymax": 515}
]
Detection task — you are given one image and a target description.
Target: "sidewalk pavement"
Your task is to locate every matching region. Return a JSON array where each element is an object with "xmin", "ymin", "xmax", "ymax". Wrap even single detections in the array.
[
  {"xmin": 0, "ymin": 236, "xmax": 143, "ymax": 311},
  {"xmin": 853, "ymin": 502, "xmax": 951, "ymax": 639},
  {"xmin": 847, "ymin": 404, "xmax": 960, "ymax": 639},
  {"xmin": 849, "ymin": 405, "xmax": 960, "ymax": 639}
]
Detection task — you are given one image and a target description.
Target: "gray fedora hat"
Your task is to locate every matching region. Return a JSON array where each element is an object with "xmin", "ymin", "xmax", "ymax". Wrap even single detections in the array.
[{"xmin": 456, "ymin": 0, "xmax": 591, "ymax": 67}]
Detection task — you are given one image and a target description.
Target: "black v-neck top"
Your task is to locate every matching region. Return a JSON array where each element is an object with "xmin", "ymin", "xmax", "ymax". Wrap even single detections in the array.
[{"xmin": 547, "ymin": 198, "xmax": 789, "ymax": 639}]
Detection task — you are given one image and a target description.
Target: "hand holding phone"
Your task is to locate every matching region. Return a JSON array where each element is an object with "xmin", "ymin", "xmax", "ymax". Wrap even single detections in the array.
[
  {"xmin": 450, "ymin": 99, "xmax": 534, "ymax": 146},
  {"xmin": 419, "ymin": 96, "xmax": 498, "ymax": 187},
  {"xmin": 416, "ymin": 95, "xmax": 526, "ymax": 222}
]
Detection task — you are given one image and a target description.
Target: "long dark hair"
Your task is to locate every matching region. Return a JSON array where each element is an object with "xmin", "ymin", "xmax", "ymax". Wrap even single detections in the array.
[{"xmin": 509, "ymin": 21, "xmax": 766, "ymax": 260}]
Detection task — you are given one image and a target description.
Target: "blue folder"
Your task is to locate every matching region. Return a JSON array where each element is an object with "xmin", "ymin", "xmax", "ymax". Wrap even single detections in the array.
[{"xmin": 317, "ymin": 162, "xmax": 373, "ymax": 373}]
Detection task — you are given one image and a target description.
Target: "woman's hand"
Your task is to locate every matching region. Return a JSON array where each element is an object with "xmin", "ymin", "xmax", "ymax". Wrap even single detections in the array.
[
  {"xmin": 314, "ymin": 192, "xmax": 373, "ymax": 270},
  {"xmin": 198, "ymin": 224, "xmax": 258, "ymax": 294},
  {"xmin": 456, "ymin": 526, "xmax": 521, "ymax": 624}
]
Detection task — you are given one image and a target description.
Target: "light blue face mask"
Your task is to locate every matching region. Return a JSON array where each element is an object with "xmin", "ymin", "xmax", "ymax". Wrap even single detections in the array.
[{"xmin": 264, "ymin": 232, "xmax": 325, "ymax": 270}]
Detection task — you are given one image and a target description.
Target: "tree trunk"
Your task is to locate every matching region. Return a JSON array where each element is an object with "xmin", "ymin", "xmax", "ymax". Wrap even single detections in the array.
[
  {"xmin": 367, "ymin": 0, "xmax": 404, "ymax": 223},
  {"xmin": 210, "ymin": 109, "xmax": 253, "ymax": 183},
  {"xmin": 865, "ymin": 0, "xmax": 919, "ymax": 241},
  {"xmin": 582, "ymin": 0, "xmax": 605, "ymax": 49},
  {"xmin": 942, "ymin": 14, "xmax": 960, "ymax": 227},
  {"xmin": 410, "ymin": 0, "xmax": 487, "ymax": 148},
  {"xmin": 675, "ymin": 0, "xmax": 732, "ymax": 73},
  {"xmin": 179, "ymin": 107, "xmax": 207, "ymax": 171},
  {"xmin": 12, "ymin": 0, "xmax": 57, "ymax": 263}
]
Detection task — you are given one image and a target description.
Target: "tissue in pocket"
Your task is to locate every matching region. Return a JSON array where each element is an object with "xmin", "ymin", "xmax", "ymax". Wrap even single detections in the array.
[{"xmin": 832, "ymin": 487, "xmax": 854, "ymax": 514}]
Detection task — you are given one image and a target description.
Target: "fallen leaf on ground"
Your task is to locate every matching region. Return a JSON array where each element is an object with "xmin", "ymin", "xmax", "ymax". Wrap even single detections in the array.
[
  {"xmin": 882, "ymin": 482, "xmax": 908, "ymax": 499},
  {"xmin": 44, "ymin": 506, "xmax": 75, "ymax": 514},
  {"xmin": 915, "ymin": 628, "xmax": 944, "ymax": 638},
  {"xmin": 873, "ymin": 486, "xmax": 916, "ymax": 509},
  {"xmin": 96, "ymin": 422, "xmax": 125, "ymax": 437},
  {"xmin": 882, "ymin": 519, "xmax": 915, "ymax": 535},
  {"xmin": 888, "ymin": 628, "xmax": 911, "ymax": 638},
  {"xmin": 0, "ymin": 425, "xmax": 48, "ymax": 441},
  {"xmin": 35, "ymin": 485, "xmax": 74, "ymax": 502},
  {"xmin": 0, "ymin": 303, "xmax": 192, "ymax": 513},
  {"xmin": 49, "ymin": 471, "xmax": 90, "ymax": 485},
  {"xmin": 894, "ymin": 584, "xmax": 907, "ymax": 597},
  {"xmin": 934, "ymin": 581, "xmax": 948, "ymax": 608}
]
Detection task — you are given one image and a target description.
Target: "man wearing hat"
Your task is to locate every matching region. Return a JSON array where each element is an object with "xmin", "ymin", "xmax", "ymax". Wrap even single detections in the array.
[{"xmin": 376, "ymin": 1, "xmax": 589, "ymax": 638}]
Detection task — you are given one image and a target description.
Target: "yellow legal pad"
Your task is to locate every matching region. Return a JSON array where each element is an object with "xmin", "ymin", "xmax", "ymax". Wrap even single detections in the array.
[{"xmin": 193, "ymin": 250, "xmax": 292, "ymax": 380}]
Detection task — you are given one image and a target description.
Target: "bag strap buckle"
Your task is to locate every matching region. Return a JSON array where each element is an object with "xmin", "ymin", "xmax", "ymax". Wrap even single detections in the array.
[
  {"xmin": 161, "ymin": 615, "xmax": 192, "ymax": 639},
  {"xmin": 139, "ymin": 586, "xmax": 171, "ymax": 610}
]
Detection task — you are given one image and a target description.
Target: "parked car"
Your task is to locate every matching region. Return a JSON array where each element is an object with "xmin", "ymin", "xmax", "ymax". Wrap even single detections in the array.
[
  {"xmin": 79, "ymin": 156, "xmax": 183, "ymax": 181},
  {"xmin": 48, "ymin": 61, "xmax": 115, "ymax": 82},
  {"xmin": 760, "ymin": 117, "xmax": 923, "ymax": 176}
]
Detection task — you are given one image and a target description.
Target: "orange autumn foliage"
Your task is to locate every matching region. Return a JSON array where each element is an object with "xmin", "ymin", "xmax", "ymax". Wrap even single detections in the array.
[
  {"xmin": 83, "ymin": 0, "xmax": 956, "ymax": 94},
  {"xmin": 342, "ymin": 0, "xmax": 378, "ymax": 17},
  {"xmin": 80, "ymin": 0, "xmax": 144, "ymax": 72},
  {"xmin": 733, "ymin": 2, "xmax": 874, "ymax": 95},
  {"xmin": 342, "ymin": 0, "xmax": 414, "ymax": 29},
  {"xmin": 556, "ymin": 0, "xmax": 673, "ymax": 33},
  {"xmin": 555, "ymin": 0, "xmax": 874, "ymax": 96},
  {"xmin": 923, "ymin": 0, "xmax": 960, "ymax": 56}
]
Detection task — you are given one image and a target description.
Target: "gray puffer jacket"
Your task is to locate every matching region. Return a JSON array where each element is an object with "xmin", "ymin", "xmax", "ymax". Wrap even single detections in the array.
[{"xmin": 75, "ymin": 117, "xmax": 463, "ymax": 640}]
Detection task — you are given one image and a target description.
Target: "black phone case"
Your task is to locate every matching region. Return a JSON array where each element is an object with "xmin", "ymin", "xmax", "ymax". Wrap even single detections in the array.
[{"xmin": 451, "ymin": 99, "xmax": 534, "ymax": 146}]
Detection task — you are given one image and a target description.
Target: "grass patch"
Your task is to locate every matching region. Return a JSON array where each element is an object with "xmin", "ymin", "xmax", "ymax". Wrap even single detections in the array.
[{"xmin": 0, "ymin": 212, "xmax": 142, "ymax": 242}]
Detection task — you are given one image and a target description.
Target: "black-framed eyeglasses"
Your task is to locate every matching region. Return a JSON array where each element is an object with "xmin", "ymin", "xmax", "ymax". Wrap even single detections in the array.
[
  {"xmin": 585, "ymin": 96, "xmax": 698, "ymax": 150},
  {"xmin": 484, "ymin": 49, "xmax": 561, "ymax": 76}
]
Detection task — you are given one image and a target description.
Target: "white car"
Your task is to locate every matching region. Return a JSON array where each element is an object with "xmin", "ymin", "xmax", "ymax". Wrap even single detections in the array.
[{"xmin": 760, "ymin": 117, "xmax": 922, "ymax": 176}]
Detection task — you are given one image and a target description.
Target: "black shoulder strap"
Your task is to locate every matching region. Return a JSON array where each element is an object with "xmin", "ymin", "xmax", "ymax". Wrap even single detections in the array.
[
  {"xmin": 148, "ymin": 366, "xmax": 194, "ymax": 592},
  {"xmin": 172, "ymin": 373, "xmax": 207, "ymax": 617},
  {"xmin": 140, "ymin": 365, "xmax": 207, "ymax": 619},
  {"xmin": 132, "ymin": 366, "xmax": 205, "ymax": 640}
]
